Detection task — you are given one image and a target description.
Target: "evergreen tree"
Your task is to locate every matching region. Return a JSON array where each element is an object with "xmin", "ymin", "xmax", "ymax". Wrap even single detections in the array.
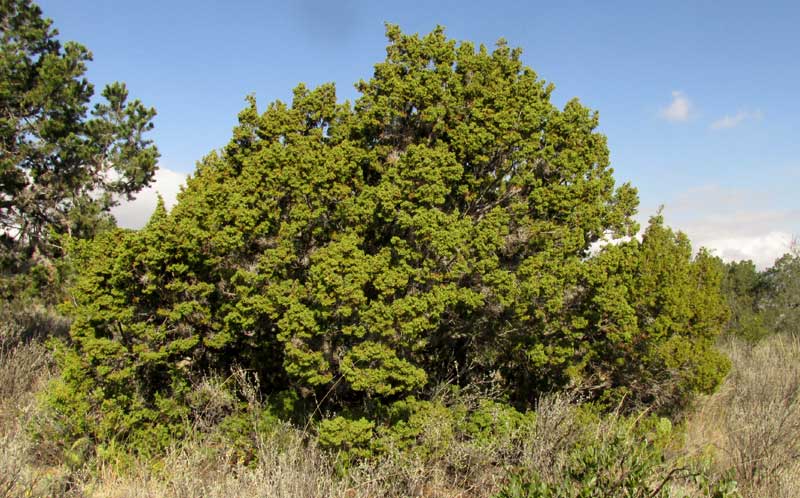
[
  {"xmin": 579, "ymin": 218, "xmax": 729, "ymax": 411},
  {"xmin": 51, "ymin": 26, "xmax": 729, "ymax": 452},
  {"xmin": 761, "ymin": 248, "xmax": 800, "ymax": 336},
  {"xmin": 0, "ymin": 0, "xmax": 158, "ymax": 270},
  {"xmin": 720, "ymin": 259, "xmax": 768, "ymax": 342}
]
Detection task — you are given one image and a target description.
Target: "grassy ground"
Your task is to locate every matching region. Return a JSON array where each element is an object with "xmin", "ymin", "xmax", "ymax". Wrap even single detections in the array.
[
  {"xmin": 2, "ymin": 327, "xmax": 799, "ymax": 497},
  {"xmin": 683, "ymin": 334, "xmax": 800, "ymax": 497}
]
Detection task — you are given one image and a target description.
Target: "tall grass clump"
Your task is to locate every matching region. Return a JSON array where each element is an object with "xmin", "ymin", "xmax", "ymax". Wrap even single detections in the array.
[
  {"xmin": 0, "ymin": 340, "xmax": 74, "ymax": 497},
  {"xmin": 686, "ymin": 334, "xmax": 800, "ymax": 497},
  {"xmin": 1, "ymin": 348, "xmax": 746, "ymax": 498}
]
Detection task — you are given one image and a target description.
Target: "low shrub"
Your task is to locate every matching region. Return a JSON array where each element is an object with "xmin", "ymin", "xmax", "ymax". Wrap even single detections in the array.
[{"xmin": 496, "ymin": 412, "xmax": 741, "ymax": 498}]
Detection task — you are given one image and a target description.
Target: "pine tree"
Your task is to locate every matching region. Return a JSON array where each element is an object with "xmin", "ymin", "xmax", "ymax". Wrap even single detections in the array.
[{"xmin": 1, "ymin": 0, "xmax": 158, "ymax": 270}]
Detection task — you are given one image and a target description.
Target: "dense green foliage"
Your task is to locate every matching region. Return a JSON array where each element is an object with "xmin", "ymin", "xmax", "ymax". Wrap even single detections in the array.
[
  {"xmin": 0, "ymin": 0, "xmax": 158, "ymax": 273},
  {"xmin": 720, "ymin": 260, "xmax": 768, "ymax": 342},
  {"xmin": 759, "ymin": 249, "xmax": 800, "ymax": 336},
  {"xmin": 720, "ymin": 248, "xmax": 800, "ymax": 341},
  {"xmin": 47, "ymin": 26, "xmax": 731, "ymax": 454},
  {"xmin": 580, "ymin": 221, "xmax": 730, "ymax": 410}
]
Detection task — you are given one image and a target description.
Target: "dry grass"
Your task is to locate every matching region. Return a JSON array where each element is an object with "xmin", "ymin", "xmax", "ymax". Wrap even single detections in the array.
[
  {"xmin": 71, "ymin": 393, "xmax": 586, "ymax": 498},
  {"xmin": 685, "ymin": 334, "xmax": 800, "ymax": 497},
  {"xmin": 4, "ymin": 321, "xmax": 799, "ymax": 497},
  {"xmin": 1, "ymin": 300, "xmax": 69, "ymax": 496},
  {"xmin": 0, "ymin": 302, "xmax": 70, "ymax": 350},
  {"xmin": 0, "ymin": 353, "xmax": 578, "ymax": 498},
  {"xmin": 0, "ymin": 342, "xmax": 711, "ymax": 498},
  {"xmin": 0, "ymin": 341, "xmax": 71, "ymax": 498},
  {"xmin": 84, "ymin": 424, "xmax": 343, "ymax": 498},
  {"xmin": 518, "ymin": 392, "xmax": 584, "ymax": 478}
]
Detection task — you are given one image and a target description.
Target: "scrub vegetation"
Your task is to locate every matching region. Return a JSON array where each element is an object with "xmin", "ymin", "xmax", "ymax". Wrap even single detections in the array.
[{"xmin": 2, "ymin": 2, "xmax": 798, "ymax": 496}]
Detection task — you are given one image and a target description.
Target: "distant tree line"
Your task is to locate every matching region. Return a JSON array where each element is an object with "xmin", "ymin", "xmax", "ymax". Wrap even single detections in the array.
[{"xmin": 721, "ymin": 247, "xmax": 800, "ymax": 341}]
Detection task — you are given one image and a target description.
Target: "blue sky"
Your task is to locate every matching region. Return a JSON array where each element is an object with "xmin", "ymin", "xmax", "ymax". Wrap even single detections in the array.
[{"xmin": 39, "ymin": 0, "xmax": 799, "ymax": 267}]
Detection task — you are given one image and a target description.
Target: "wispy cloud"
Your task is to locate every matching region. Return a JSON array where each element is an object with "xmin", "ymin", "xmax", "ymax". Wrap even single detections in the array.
[
  {"xmin": 660, "ymin": 90, "xmax": 692, "ymax": 122},
  {"xmin": 111, "ymin": 167, "xmax": 187, "ymax": 229},
  {"xmin": 710, "ymin": 109, "xmax": 763, "ymax": 130}
]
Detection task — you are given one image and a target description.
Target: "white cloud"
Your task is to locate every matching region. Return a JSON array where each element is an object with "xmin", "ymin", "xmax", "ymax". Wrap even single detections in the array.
[
  {"xmin": 660, "ymin": 91, "xmax": 692, "ymax": 122},
  {"xmin": 111, "ymin": 167, "xmax": 187, "ymax": 229},
  {"xmin": 710, "ymin": 109, "xmax": 763, "ymax": 130},
  {"xmin": 698, "ymin": 232, "xmax": 792, "ymax": 269},
  {"xmin": 652, "ymin": 184, "xmax": 798, "ymax": 269}
]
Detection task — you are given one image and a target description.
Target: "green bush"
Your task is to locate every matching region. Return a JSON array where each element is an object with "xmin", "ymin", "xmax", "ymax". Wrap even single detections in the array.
[
  {"xmin": 495, "ymin": 413, "xmax": 741, "ymax": 498},
  {"xmin": 317, "ymin": 416, "xmax": 376, "ymax": 460},
  {"xmin": 47, "ymin": 25, "xmax": 729, "ymax": 454}
]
